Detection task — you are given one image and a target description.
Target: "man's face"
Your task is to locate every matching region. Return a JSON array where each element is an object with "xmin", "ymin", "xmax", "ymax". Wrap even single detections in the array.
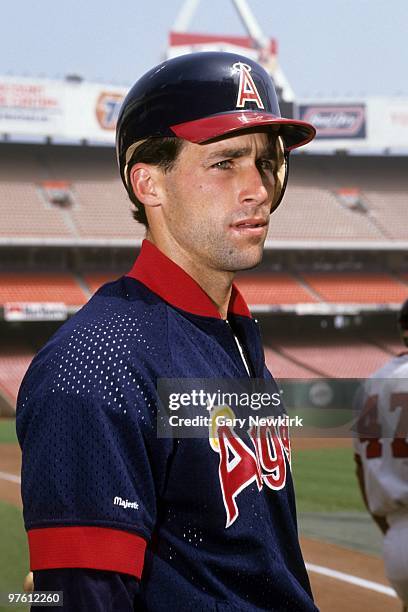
[{"xmin": 157, "ymin": 131, "xmax": 277, "ymax": 273}]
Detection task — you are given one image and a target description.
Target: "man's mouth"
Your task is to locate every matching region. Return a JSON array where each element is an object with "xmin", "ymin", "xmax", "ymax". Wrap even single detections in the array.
[{"xmin": 231, "ymin": 218, "xmax": 268, "ymax": 234}]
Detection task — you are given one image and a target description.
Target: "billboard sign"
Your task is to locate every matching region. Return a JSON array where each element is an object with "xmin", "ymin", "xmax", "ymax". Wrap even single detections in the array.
[
  {"xmin": 0, "ymin": 76, "xmax": 126, "ymax": 143},
  {"xmin": 95, "ymin": 92, "xmax": 124, "ymax": 130},
  {"xmin": 0, "ymin": 80, "xmax": 63, "ymax": 134},
  {"xmin": 299, "ymin": 105, "xmax": 366, "ymax": 139},
  {"xmin": 4, "ymin": 302, "xmax": 68, "ymax": 321},
  {"xmin": 168, "ymin": 32, "xmax": 277, "ymax": 61}
]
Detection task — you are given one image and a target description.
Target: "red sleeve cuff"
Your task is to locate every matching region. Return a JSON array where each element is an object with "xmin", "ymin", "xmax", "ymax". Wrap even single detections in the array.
[{"xmin": 28, "ymin": 526, "xmax": 147, "ymax": 578}]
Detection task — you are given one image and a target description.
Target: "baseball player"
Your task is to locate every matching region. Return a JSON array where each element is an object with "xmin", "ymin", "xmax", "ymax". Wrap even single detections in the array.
[
  {"xmin": 354, "ymin": 299, "xmax": 408, "ymax": 611},
  {"xmin": 17, "ymin": 52, "xmax": 318, "ymax": 611}
]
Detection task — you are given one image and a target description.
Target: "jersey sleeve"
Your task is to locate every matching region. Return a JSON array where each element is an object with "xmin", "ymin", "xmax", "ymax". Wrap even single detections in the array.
[
  {"xmin": 16, "ymin": 344, "xmax": 173, "ymax": 579},
  {"xmin": 33, "ymin": 569, "xmax": 140, "ymax": 611}
]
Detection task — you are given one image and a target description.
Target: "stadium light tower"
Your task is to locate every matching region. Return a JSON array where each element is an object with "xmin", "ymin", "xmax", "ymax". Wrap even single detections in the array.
[
  {"xmin": 170, "ymin": 0, "xmax": 295, "ymax": 103},
  {"xmin": 231, "ymin": 0, "xmax": 268, "ymax": 49},
  {"xmin": 231, "ymin": 0, "xmax": 295, "ymax": 101},
  {"xmin": 173, "ymin": 0, "xmax": 201, "ymax": 32}
]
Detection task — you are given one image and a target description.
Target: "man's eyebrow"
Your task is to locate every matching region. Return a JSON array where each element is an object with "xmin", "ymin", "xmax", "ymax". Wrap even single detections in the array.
[
  {"xmin": 205, "ymin": 143, "xmax": 276, "ymax": 162},
  {"xmin": 205, "ymin": 146, "xmax": 251, "ymax": 161}
]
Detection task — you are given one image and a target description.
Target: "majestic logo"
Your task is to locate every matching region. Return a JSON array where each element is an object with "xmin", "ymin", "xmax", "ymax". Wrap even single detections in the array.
[
  {"xmin": 209, "ymin": 407, "xmax": 290, "ymax": 527},
  {"xmin": 233, "ymin": 62, "xmax": 264, "ymax": 110},
  {"xmin": 113, "ymin": 496, "xmax": 139, "ymax": 510}
]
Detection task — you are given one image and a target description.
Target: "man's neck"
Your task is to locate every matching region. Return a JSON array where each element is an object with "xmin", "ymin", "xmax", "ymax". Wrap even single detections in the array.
[{"xmin": 146, "ymin": 231, "xmax": 234, "ymax": 320}]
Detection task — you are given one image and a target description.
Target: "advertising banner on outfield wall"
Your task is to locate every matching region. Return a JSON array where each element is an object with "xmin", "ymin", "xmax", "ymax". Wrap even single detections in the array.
[
  {"xmin": 299, "ymin": 104, "xmax": 366, "ymax": 139},
  {"xmin": 4, "ymin": 302, "xmax": 68, "ymax": 321},
  {"xmin": 299, "ymin": 97, "xmax": 408, "ymax": 153},
  {"xmin": 0, "ymin": 76, "xmax": 126, "ymax": 143}
]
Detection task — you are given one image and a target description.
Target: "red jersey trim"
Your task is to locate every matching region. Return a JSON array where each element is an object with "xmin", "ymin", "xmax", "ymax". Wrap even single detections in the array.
[
  {"xmin": 127, "ymin": 239, "xmax": 251, "ymax": 319},
  {"xmin": 28, "ymin": 526, "xmax": 146, "ymax": 578}
]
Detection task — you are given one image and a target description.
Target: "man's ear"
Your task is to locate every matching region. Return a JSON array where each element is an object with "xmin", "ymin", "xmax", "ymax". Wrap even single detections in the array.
[{"xmin": 129, "ymin": 163, "xmax": 164, "ymax": 209}]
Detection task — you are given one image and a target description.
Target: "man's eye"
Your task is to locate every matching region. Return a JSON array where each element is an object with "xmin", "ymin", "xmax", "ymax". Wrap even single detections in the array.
[
  {"xmin": 258, "ymin": 159, "xmax": 275, "ymax": 172},
  {"xmin": 213, "ymin": 160, "xmax": 232, "ymax": 170}
]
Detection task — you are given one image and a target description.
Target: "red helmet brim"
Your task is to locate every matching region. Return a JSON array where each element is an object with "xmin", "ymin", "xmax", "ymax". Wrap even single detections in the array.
[{"xmin": 170, "ymin": 111, "xmax": 316, "ymax": 150}]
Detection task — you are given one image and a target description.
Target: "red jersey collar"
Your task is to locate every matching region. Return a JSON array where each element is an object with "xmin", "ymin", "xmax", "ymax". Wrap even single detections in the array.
[{"xmin": 127, "ymin": 239, "xmax": 251, "ymax": 319}]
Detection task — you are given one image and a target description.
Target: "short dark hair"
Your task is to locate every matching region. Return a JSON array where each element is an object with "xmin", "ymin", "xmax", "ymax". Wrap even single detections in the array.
[{"xmin": 125, "ymin": 137, "xmax": 185, "ymax": 226}]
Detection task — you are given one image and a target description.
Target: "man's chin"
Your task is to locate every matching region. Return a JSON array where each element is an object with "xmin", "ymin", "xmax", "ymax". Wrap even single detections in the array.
[
  {"xmin": 222, "ymin": 249, "xmax": 264, "ymax": 273},
  {"xmin": 233, "ymin": 259, "xmax": 263, "ymax": 272}
]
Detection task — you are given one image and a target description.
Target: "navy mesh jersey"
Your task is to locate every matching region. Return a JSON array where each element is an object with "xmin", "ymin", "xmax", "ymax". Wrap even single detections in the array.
[{"xmin": 17, "ymin": 239, "xmax": 317, "ymax": 611}]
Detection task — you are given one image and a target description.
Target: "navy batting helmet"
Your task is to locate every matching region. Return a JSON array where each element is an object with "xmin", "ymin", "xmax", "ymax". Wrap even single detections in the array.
[{"xmin": 116, "ymin": 51, "xmax": 316, "ymax": 212}]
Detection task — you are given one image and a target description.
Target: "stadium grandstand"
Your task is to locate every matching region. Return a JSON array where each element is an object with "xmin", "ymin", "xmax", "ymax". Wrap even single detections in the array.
[
  {"xmin": 1, "ymin": 4, "xmax": 408, "ymax": 417},
  {"xmin": 1, "ymin": 142, "xmax": 407, "ymax": 414}
]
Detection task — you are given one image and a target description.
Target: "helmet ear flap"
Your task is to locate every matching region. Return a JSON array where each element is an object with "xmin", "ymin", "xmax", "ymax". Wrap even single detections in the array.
[
  {"xmin": 123, "ymin": 139, "xmax": 148, "ymax": 189},
  {"xmin": 270, "ymin": 136, "xmax": 289, "ymax": 213}
]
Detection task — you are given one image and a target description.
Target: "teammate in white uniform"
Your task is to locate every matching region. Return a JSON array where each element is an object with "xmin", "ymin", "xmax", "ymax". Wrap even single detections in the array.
[{"xmin": 354, "ymin": 299, "xmax": 408, "ymax": 611}]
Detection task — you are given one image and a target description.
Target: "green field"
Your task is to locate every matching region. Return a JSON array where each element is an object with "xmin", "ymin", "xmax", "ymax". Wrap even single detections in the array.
[
  {"xmin": 0, "ymin": 419, "xmax": 18, "ymax": 444},
  {"xmin": 291, "ymin": 448, "xmax": 381, "ymax": 554},
  {"xmin": 292, "ymin": 447, "xmax": 365, "ymax": 513},
  {"xmin": 0, "ymin": 419, "xmax": 28, "ymax": 611},
  {"xmin": 0, "ymin": 502, "xmax": 29, "ymax": 612}
]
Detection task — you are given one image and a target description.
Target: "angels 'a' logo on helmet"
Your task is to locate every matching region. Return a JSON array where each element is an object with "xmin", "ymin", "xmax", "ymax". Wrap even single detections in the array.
[{"xmin": 233, "ymin": 62, "xmax": 264, "ymax": 110}]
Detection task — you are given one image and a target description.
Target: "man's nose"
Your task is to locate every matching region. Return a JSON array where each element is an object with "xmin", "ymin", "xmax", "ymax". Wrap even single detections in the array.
[{"xmin": 239, "ymin": 164, "xmax": 270, "ymax": 206}]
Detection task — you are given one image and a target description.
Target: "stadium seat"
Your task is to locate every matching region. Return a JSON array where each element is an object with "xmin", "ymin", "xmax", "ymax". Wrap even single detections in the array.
[
  {"xmin": 268, "ymin": 337, "xmax": 392, "ymax": 378},
  {"xmin": 302, "ymin": 272, "xmax": 408, "ymax": 304},
  {"xmin": 83, "ymin": 273, "xmax": 122, "ymax": 295},
  {"xmin": 0, "ymin": 274, "xmax": 88, "ymax": 306},
  {"xmin": 234, "ymin": 273, "xmax": 317, "ymax": 305}
]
